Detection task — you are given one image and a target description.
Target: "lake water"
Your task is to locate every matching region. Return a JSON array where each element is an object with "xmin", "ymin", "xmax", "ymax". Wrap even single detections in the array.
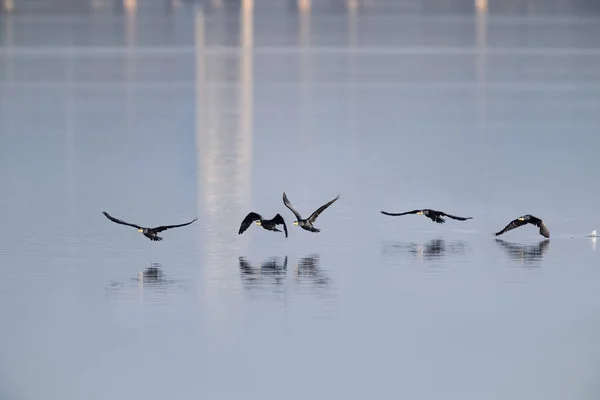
[{"xmin": 1, "ymin": 0, "xmax": 600, "ymax": 399}]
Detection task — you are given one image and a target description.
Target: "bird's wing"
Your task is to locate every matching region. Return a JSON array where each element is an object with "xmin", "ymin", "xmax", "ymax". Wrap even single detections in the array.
[
  {"xmin": 308, "ymin": 194, "xmax": 340, "ymax": 223},
  {"xmin": 272, "ymin": 213, "xmax": 288, "ymax": 238},
  {"xmin": 380, "ymin": 209, "xmax": 421, "ymax": 217},
  {"xmin": 102, "ymin": 211, "xmax": 143, "ymax": 229},
  {"xmin": 238, "ymin": 256, "xmax": 253, "ymax": 272},
  {"xmin": 238, "ymin": 212, "xmax": 262, "ymax": 235},
  {"xmin": 283, "ymin": 192, "xmax": 303, "ymax": 221},
  {"xmin": 440, "ymin": 212, "xmax": 473, "ymax": 221},
  {"xmin": 153, "ymin": 217, "xmax": 198, "ymax": 232},
  {"xmin": 494, "ymin": 217, "xmax": 528, "ymax": 236},
  {"xmin": 538, "ymin": 221, "xmax": 550, "ymax": 238}
]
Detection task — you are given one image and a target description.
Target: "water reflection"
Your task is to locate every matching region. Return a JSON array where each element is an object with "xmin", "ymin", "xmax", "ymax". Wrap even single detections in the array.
[
  {"xmin": 137, "ymin": 263, "xmax": 174, "ymax": 287},
  {"xmin": 495, "ymin": 239, "xmax": 550, "ymax": 267},
  {"xmin": 105, "ymin": 262, "xmax": 182, "ymax": 300},
  {"xmin": 238, "ymin": 254, "xmax": 333, "ymax": 296},
  {"xmin": 294, "ymin": 254, "xmax": 331, "ymax": 288},
  {"xmin": 238, "ymin": 256, "xmax": 288, "ymax": 289},
  {"xmin": 382, "ymin": 238, "xmax": 467, "ymax": 265}
]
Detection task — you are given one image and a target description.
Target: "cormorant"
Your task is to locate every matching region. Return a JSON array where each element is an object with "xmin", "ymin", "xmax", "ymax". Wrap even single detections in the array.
[
  {"xmin": 494, "ymin": 214, "xmax": 550, "ymax": 238},
  {"xmin": 380, "ymin": 209, "xmax": 472, "ymax": 224},
  {"xmin": 238, "ymin": 212, "xmax": 288, "ymax": 237},
  {"xmin": 102, "ymin": 211, "xmax": 197, "ymax": 241},
  {"xmin": 283, "ymin": 192, "xmax": 340, "ymax": 233}
]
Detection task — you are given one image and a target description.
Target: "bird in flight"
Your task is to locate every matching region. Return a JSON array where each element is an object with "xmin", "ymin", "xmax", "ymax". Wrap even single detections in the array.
[
  {"xmin": 283, "ymin": 192, "xmax": 340, "ymax": 233},
  {"xmin": 102, "ymin": 211, "xmax": 197, "ymax": 241},
  {"xmin": 380, "ymin": 208, "xmax": 472, "ymax": 224},
  {"xmin": 238, "ymin": 212, "xmax": 288, "ymax": 237},
  {"xmin": 494, "ymin": 214, "xmax": 550, "ymax": 238}
]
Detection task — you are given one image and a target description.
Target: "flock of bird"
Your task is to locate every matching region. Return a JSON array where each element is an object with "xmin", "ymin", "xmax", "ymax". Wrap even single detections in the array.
[{"xmin": 101, "ymin": 192, "xmax": 552, "ymax": 241}]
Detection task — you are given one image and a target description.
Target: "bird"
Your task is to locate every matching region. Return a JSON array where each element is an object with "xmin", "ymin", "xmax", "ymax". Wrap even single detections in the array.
[
  {"xmin": 282, "ymin": 192, "xmax": 340, "ymax": 233},
  {"xmin": 238, "ymin": 212, "xmax": 288, "ymax": 237},
  {"xmin": 380, "ymin": 209, "xmax": 472, "ymax": 224},
  {"xmin": 101, "ymin": 211, "xmax": 197, "ymax": 241},
  {"xmin": 494, "ymin": 214, "xmax": 550, "ymax": 238}
]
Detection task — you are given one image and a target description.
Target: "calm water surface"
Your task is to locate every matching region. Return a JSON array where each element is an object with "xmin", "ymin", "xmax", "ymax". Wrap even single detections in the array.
[{"xmin": 1, "ymin": 1, "xmax": 600, "ymax": 399}]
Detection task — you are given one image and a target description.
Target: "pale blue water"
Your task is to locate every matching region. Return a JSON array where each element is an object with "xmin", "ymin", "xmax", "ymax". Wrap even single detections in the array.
[{"xmin": 1, "ymin": 1, "xmax": 600, "ymax": 399}]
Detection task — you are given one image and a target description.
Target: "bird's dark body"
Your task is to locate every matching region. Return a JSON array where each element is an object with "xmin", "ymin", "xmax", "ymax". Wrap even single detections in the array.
[
  {"xmin": 102, "ymin": 211, "xmax": 197, "ymax": 241},
  {"xmin": 282, "ymin": 192, "xmax": 340, "ymax": 234},
  {"xmin": 142, "ymin": 230, "xmax": 163, "ymax": 241},
  {"xmin": 380, "ymin": 208, "xmax": 472, "ymax": 224},
  {"xmin": 238, "ymin": 212, "xmax": 288, "ymax": 237},
  {"xmin": 297, "ymin": 221, "xmax": 321, "ymax": 233},
  {"xmin": 495, "ymin": 214, "xmax": 550, "ymax": 238}
]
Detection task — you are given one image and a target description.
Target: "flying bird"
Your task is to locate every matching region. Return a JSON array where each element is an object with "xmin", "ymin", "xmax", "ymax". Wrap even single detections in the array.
[
  {"xmin": 380, "ymin": 209, "xmax": 472, "ymax": 224},
  {"xmin": 102, "ymin": 211, "xmax": 197, "ymax": 241},
  {"xmin": 494, "ymin": 214, "xmax": 550, "ymax": 238},
  {"xmin": 238, "ymin": 212, "xmax": 288, "ymax": 237},
  {"xmin": 283, "ymin": 192, "xmax": 340, "ymax": 233}
]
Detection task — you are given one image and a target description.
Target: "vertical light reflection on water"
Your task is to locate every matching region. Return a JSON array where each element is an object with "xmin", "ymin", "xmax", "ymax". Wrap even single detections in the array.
[
  {"xmin": 239, "ymin": 0, "xmax": 253, "ymax": 209},
  {"xmin": 297, "ymin": 0, "xmax": 310, "ymax": 14},
  {"xmin": 475, "ymin": 0, "xmax": 489, "ymax": 212},
  {"xmin": 195, "ymin": 1, "xmax": 255, "ymax": 331},
  {"xmin": 298, "ymin": 0, "xmax": 312, "ymax": 153},
  {"xmin": 3, "ymin": 0, "xmax": 13, "ymax": 13},
  {"xmin": 346, "ymin": 2, "xmax": 359, "ymax": 197},
  {"xmin": 591, "ymin": 237, "xmax": 597, "ymax": 252},
  {"xmin": 64, "ymin": 34, "xmax": 76, "ymax": 261},
  {"xmin": 125, "ymin": 0, "xmax": 137, "ymax": 130}
]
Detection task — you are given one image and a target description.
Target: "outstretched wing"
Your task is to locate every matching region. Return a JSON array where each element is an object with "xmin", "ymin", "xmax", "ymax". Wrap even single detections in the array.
[
  {"xmin": 272, "ymin": 213, "xmax": 288, "ymax": 238},
  {"xmin": 308, "ymin": 194, "xmax": 340, "ymax": 223},
  {"xmin": 238, "ymin": 212, "xmax": 262, "ymax": 235},
  {"xmin": 102, "ymin": 211, "xmax": 143, "ymax": 229},
  {"xmin": 153, "ymin": 217, "xmax": 198, "ymax": 232},
  {"xmin": 283, "ymin": 192, "xmax": 303, "ymax": 221},
  {"xmin": 538, "ymin": 221, "xmax": 550, "ymax": 238},
  {"xmin": 380, "ymin": 209, "xmax": 421, "ymax": 217},
  {"xmin": 494, "ymin": 217, "xmax": 528, "ymax": 236},
  {"xmin": 440, "ymin": 212, "xmax": 473, "ymax": 221}
]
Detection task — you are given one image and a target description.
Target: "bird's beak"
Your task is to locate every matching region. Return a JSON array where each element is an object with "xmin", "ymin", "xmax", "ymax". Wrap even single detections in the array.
[
  {"xmin": 255, "ymin": 221, "xmax": 261, "ymax": 226},
  {"xmin": 293, "ymin": 221, "xmax": 298, "ymax": 226},
  {"xmin": 417, "ymin": 211, "xmax": 423, "ymax": 215},
  {"xmin": 138, "ymin": 229, "xmax": 143, "ymax": 232}
]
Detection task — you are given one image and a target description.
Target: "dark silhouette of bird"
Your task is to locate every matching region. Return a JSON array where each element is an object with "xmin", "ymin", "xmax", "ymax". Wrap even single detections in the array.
[
  {"xmin": 283, "ymin": 192, "xmax": 340, "ymax": 233},
  {"xmin": 238, "ymin": 212, "xmax": 288, "ymax": 237},
  {"xmin": 380, "ymin": 208, "xmax": 472, "ymax": 224},
  {"xmin": 102, "ymin": 211, "xmax": 197, "ymax": 241},
  {"xmin": 494, "ymin": 214, "xmax": 550, "ymax": 238}
]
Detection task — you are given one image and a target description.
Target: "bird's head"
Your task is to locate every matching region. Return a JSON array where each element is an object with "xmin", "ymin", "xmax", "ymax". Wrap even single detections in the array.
[
  {"xmin": 293, "ymin": 221, "xmax": 298, "ymax": 226},
  {"xmin": 255, "ymin": 221, "xmax": 261, "ymax": 226},
  {"xmin": 138, "ymin": 228, "xmax": 144, "ymax": 232},
  {"xmin": 517, "ymin": 217, "xmax": 525, "ymax": 221},
  {"xmin": 417, "ymin": 211, "xmax": 424, "ymax": 215}
]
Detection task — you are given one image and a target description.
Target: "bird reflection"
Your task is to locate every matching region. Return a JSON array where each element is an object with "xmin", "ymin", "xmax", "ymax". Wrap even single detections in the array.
[
  {"xmin": 294, "ymin": 254, "xmax": 331, "ymax": 288},
  {"xmin": 238, "ymin": 256, "xmax": 288, "ymax": 288},
  {"xmin": 382, "ymin": 238, "xmax": 467, "ymax": 264},
  {"xmin": 136, "ymin": 263, "xmax": 173, "ymax": 287},
  {"xmin": 495, "ymin": 239, "xmax": 550, "ymax": 267},
  {"xmin": 238, "ymin": 254, "xmax": 333, "ymax": 294},
  {"xmin": 105, "ymin": 262, "xmax": 178, "ymax": 300}
]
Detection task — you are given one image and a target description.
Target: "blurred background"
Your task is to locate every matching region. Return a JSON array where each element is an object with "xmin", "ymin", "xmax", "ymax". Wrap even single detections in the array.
[{"xmin": 1, "ymin": 1, "xmax": 599, "ymax": 399}]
